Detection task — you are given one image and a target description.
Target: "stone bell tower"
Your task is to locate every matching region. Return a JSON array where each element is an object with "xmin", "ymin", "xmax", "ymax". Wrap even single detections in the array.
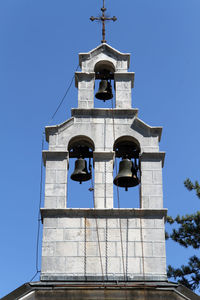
[
  {"xmin": 40, "ymin": 42, "xmax": 167, "ymax": 282},
  {"xmin": 3, "ymin": 2, "xmax": 200, "ymax": 298},
  {"xmin": 3, "ymin": 45, "xmax": 199, "ymax": 300}
]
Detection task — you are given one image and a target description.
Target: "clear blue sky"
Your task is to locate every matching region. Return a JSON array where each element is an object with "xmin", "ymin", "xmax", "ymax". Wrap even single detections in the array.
[{"xmin": 0, "ymin": 0, "xmax": 200, "ymax": 297}]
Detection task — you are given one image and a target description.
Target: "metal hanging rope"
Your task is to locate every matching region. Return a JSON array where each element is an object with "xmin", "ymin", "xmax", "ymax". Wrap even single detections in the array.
[
  {"xmin": 90, "ymin": 172, "xmax": 105, "ymax": 281},
  {"xmin": 48, "ymin": 64, "xmax": 80, "ymax": 125},
  {"xmin": 30, "ymin": 132, "xmax": 45, "ymax": 282},
  {"xmin": 111, "ymin": 98, "xmax": 127, "ymax": 282}
]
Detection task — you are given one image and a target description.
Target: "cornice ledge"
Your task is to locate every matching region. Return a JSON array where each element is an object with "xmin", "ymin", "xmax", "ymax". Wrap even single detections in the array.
[
  {"xmin": 71, "ymin": 108, "xmax": 138, "ymax": 118},
  {"xmin": 93, "ymin": 151, "xmax": 115, "ymax": 160},
  {"xmin": 42, "ymin": 150, "xmax": 69, "ymax": 166},
  {"xmin": 40, "ymin": 208, "xmax": 168, "ymax": 221},
  {"xmin": 114, "ymin": 72, "xmax": 135, "ymax": 88},
  {"xmin": 140, "ymin": 152, "xmax": 165, "ymax": 167},
  {"xmin": 75, "ymin": 72, "xmax": 95, "ymax": 88}
]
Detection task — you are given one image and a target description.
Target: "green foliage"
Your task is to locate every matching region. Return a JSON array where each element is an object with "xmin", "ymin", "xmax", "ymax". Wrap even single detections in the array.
[
  {"xmin": 166, "ymin": 212, "xmax": 200, "ymax": 249},
  {"xmin": 167, "ymin": 256, "xmax": 200, "ymax": 291},
  {"xmin": 184, "ymin": 178, "xmax": 200, "ymax": 199},
  {"xmin": 167, "ymin": 179, "xmax": 200, "ymax": 291}
]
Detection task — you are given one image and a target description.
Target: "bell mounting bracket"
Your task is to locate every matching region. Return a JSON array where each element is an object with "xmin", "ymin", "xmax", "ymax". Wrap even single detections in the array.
[
  {"xmin": 95, "ymin": 73, "xmax": 114, "ymax": 80},
  {"xmin": 69, "ymin": 146, "xmax": 93, "ymax": 159},
  {"xmin": 114, "ymin": 142, "xmax": 140, "ymax": 160}
]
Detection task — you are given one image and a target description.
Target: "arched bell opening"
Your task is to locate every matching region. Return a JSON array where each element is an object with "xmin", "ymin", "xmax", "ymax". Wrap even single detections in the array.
[
  {"xmin": 67, "ymin": 136, "xmax": 95, "ymax": 208},
  {"xmin": 94, "ymin": 60, "xmax": 115, "ymax": 108},
  {"xmin": 113, "ymin": 136, "xmax": 141, "ymax": 208}
]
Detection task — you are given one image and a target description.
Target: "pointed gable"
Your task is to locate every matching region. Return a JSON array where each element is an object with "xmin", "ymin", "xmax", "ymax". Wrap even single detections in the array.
[{"xmin": 78, "ymin": 43, "xmax": 131, "ymax": 73}]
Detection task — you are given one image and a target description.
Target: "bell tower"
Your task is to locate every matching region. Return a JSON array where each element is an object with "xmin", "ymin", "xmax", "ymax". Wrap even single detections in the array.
[
  {"xmin": 3, "ymin": 2, "xmax": 200, "ymax": 299},
  {"xmin": 41, "ymin": 41, "xmax": 167, "ymax": 281}
]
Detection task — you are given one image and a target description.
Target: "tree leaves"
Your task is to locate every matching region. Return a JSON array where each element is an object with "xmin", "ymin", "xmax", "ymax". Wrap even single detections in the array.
[
  {"xmin": 184, "ymin": 178, "xmax": 200, "ymax": 199},
  {"xmin": 167, "ymin": 256, "xmax": 200, "ymax": 291},
  {"xmin": 167, "ymin": 212, "xmax": 200, "ymax": 249},
  {"xmin": 167, "ymin": 179, "xmax": 200, "ymax": 291}
]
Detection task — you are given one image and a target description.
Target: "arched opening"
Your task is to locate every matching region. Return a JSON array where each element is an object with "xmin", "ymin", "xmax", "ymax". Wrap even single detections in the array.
[
  {"xmin": 94, "ymin": 60, "xmax": 115, "ymax": 74},
  {"xmin": 67, "ymin": 136, "xmax": 95, "ymax": 208},
  {"xmin": 94, "ymin": 60, "xmax": 115, "ymax": 109},
  {"xmin": 113, "ymin": 136, "xmax": 141, "ymax": 208},
  {"xmin": 68, "ymin": 135, "xmax": 95, "ymax": 152}
]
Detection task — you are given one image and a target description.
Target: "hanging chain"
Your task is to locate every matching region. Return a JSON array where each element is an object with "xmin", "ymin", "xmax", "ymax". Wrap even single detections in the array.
[
  {"xmin": 84, "ymin": 217, "xmax": 87, "ymax": 278},
  {"xmin": 105, "ymin": 218, "xmax": 108, "ymax": 279},
  {"xmin": 111, "ymin": 99, "xmax": 127, "ymax": 282},
  {"xmin": 140, "ymin": 215, "xmax": 147, "ymax": 299},
  {"xmin": 104, "ymin": 118, "xmax": 107, "ymax": 208},
  {"xmin": 104, "ymin": 162, "xmax": 107, "ymax": 208},
  {"xmin": 95, "ymin": 218, "xmax": 105, "ymax": 280},
  {"xmin": 103, "ymin": 117, "xmax": 108, "ymax": 279},
  {"xmin": 117, "ymin": 188, "xmax": 126, "ymax": 282},
  {"xmin": 140, "ymin": 216, "xmax": 145, "ymax": 279},
  {"xmin": 90, "ymin": 174, "xmax": 105, "ymax": 280},
  {"xmin": 126, "ymin": 218, "xmax": 129, "ymax": 280}
]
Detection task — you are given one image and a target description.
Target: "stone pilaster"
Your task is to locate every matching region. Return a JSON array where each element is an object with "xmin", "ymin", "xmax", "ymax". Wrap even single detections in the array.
[
  {"xmin": 93, "ymin": 152, "xmax": 115, "ymax": 209},
  {"xmin": 75, "ymin": 72, "xmax": 95, "ymax": 109},
  {"xmin": 43, "ymin": 151, "xmax": 69, "ymax": 209},
  {"xmin": 140, "ymin": 152, "xmax": 165, "ymax": 209},
  {"xmin": 114, "ymin": 73, "xmax": 134, "ymax": 108}
]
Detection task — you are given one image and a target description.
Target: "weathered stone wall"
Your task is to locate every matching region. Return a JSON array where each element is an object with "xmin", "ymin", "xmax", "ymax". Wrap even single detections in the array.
[
  {"xmin": 41, "ymin": 209, "xmax": 167, "ymax": 281},
  {"xmin": 41, "ymin": 44, "xmax": 166, "ymax": 282},
  {"xmin": 44, "ymin": 109, "xmax": 163, "ymax": 209},
  {"xmin": 43, "ymin": 152, "xmax": 68, "ymax": 209}
]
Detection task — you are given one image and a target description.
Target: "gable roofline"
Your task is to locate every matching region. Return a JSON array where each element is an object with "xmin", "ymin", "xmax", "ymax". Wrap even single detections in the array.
[
  {"xmin": 134, "ymin": 117, "xmax": 163, "ymax": 142},
  {"xmin": 44, "ymin": 109, "xmax": 163, "ymax": 143},
  {"xmin": 78, "ymin": 43, "xmax": 131, "ymax": 69}
]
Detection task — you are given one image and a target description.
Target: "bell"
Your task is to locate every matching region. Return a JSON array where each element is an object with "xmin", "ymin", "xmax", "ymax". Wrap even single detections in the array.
[
  {"xmin": 71, "ymin": 158, "xmax": 91, "ymax": 184},
  {"xmin": 95, "ymin": 80, "xmax": 113, "ymax": 101},
  {"xmin": 114, "ymin": 158, "xmax": 139, "ymax": 191}
]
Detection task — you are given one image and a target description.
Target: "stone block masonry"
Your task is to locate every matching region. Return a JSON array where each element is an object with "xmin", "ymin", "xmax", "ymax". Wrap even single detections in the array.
[
  {"xmin": 43, "ymin": 151, "xmax": 68, "ymax": 209},
  {"xmin": 40, "ymin": 43, "xmax": 167, "ymax": 284},
  {"xmin": 41, "ymin": 208, "xmax": 167, "ymax": 281}
]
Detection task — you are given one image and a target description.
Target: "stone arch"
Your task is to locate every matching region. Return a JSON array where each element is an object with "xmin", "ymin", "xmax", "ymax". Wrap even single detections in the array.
[
  {"xmin": 94, "ymin": 60, "xmax": 116, "ymax": 73},
  {"xmin": 113, "ymin": 135, "xmax": 141, "ymax": 157},
  {"xmin": 68, "ymin": 135, "xmax": 95, "ymax": 152}
]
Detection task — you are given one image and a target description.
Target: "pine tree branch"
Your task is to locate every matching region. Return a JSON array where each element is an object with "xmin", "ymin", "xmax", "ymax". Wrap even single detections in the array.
[
  {"xmin": 184, "ymin": 178, "xmax": 200, "ymax": 199},
  {"xmin": 167, "ymin": 256, "xmax": 200, "ymax": 291},
  {"xmin": 167, "ymin": 179, "xmax": 200, "ymax": 291}
]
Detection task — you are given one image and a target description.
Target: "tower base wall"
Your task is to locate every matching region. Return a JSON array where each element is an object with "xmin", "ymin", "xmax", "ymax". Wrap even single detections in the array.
[{"xmin": 41, "ymin": 208, "xmax": 167, "ymax": 282}]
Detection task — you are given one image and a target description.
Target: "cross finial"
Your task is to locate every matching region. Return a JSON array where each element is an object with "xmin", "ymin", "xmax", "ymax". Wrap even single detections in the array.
[{"xmin": 90, "ymin": 0, "xmax": 117, "ymax": 43}]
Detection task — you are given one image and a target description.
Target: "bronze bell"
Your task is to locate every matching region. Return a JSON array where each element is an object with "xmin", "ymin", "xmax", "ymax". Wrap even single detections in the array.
[
  {"xmin": 71, "ymin": 158, "xmax": 91, "ymax": 184},
  {"xmin": 114, "ymin": 158, "xmax": 140, "ymax": 191},
  {"xmin": 95, "ymin": 80, "xmax": 113, "ymax": 101}
]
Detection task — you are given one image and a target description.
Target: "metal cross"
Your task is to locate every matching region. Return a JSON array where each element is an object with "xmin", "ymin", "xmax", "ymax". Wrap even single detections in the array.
[{"xmin": 90, "ymin": 0, "xmax": 117, "ymax": 43}]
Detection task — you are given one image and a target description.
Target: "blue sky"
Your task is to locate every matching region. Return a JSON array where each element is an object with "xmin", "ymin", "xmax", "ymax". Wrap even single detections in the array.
[{"xmin": 0, "ymin": 0, "xmax": 200, "ymax": 297}]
